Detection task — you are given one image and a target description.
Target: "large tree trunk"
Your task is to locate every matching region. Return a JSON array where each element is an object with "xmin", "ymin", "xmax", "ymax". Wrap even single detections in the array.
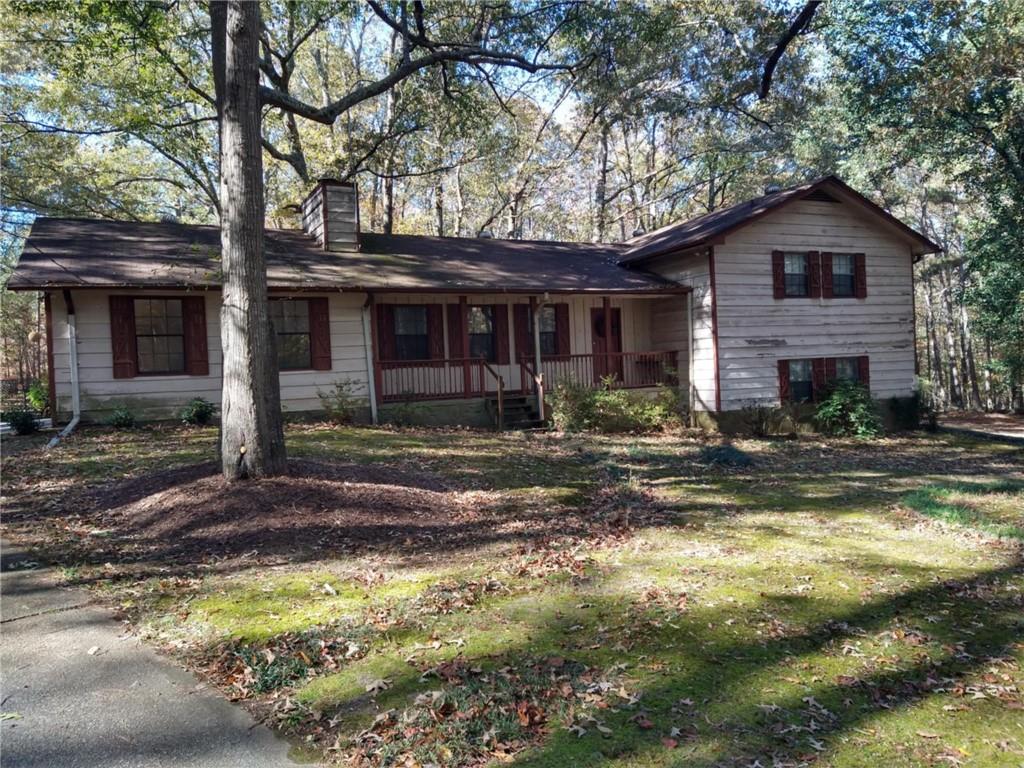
[{"xmin": 212, "ymin": 0, "xmax": 287, "ymax": 480}]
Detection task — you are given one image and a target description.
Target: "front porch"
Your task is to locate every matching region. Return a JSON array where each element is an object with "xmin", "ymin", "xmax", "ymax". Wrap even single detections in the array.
[{"xmin": 368, "ymin": 292, "xmax": 691, "ymax": 426}]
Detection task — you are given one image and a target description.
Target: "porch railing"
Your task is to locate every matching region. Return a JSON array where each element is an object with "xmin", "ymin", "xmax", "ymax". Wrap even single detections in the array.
[
  {"xmin": 520, "ymin": 351, "xmax": 678, "ymax": 393},
  {"xmin": 376, "ymin": 350, "xmax": 678, "ymax": 403}
]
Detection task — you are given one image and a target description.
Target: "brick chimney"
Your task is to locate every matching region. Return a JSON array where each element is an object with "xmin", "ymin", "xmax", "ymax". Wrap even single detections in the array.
[{"xmin": 301, "ymin": 179, "xmax": 359, "ymax": 252}]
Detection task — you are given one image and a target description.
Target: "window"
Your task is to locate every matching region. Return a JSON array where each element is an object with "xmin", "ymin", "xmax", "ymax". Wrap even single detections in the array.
[
  {"xmin": 788, "ymin": 359, "xmax": 814, "ymax": 403},
  {"xmin": 832, "ymin": 254, "xmax": 855, "ymax": 297},
  {"xmin": 134, "ymin": 298, "xmax": 185, "ymax": 374},
  {"xmin": 835, "ymin": 356, "xmax": 860, "ymax": 382},
  {"xmin": 784, "ymin": 253, "xmax": 808, "ymax": 297},
  {"xmin": 528, "ymin": 306, "xmax": 558, "ymax": 356},
  {"xmin": 468, "ymin": 305, "xmax": 496, "ymax": 362},
  {"xmin": 269, "ymin": 299, "xmax": 311, "ymax": 370},
  {"xmin": 393, "ymin": 306, "xmax": 429, "ymax": 360}
]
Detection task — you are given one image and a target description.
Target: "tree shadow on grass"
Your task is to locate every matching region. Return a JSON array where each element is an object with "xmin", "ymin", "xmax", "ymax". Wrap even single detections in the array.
[{"xmin": 507, "ymin": 558, "xmax": 1024, "ymax": 767}]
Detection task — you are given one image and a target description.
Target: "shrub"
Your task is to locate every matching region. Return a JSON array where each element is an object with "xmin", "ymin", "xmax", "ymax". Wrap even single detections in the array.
[
  {"xmin": 549, "ymin": 377, "xmax": 682, "ymax": 433},
  {"xmin": 317, "ymin": 379, "xmax": 361, "ymax": 424},
  {"xmin": 25, "ymin": 381, "xmax": 48, "ymax": 415},
  {"xmin": 180, "ymin": 397, "xmax": 217, "ymax": 425},
  {"xmin": 107, "ymin": 407, "xmax": 136, "ymax": 429},
  {"xmin": 814, "ymin": 380, "xmax": 882, "ymax": 438},
  {"xmin": 737, "ymin": 403, "xmax": 791, "ymax": 437},
  {"xmin": 6, "ymin": 409, "xmax": 38, "ymax": 435}
]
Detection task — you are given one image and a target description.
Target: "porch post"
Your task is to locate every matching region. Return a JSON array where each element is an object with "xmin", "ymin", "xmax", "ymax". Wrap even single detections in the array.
[
  {"xmin": 602, "ymin": 295, "xmax": 611, "ymax": 383},
  {"xmin": 530, "ymin": 295, "xmax": 544, "ymax": 420},
  {"xmin": 460, "ymin": 295, "xmax": 471, "ymax": 397}
]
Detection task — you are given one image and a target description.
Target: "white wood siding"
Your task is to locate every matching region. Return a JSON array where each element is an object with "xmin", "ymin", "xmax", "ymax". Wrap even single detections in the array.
[
  {"xmin": 644, "ymin": 251, "xmax": 716, "ymax": 411},
  {"xmin": 50, "ymin": 289, "xmax": 371, "ymax": 420},
  {"xmin": 713, "ymin": 199, "xmax": 916, "ymax": 409}
]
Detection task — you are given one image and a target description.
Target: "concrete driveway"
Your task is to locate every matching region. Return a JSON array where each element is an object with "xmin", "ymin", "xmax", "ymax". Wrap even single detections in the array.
[{"xmin": 1, "ymin": 543, "xmax": 306, "ymax": 768}]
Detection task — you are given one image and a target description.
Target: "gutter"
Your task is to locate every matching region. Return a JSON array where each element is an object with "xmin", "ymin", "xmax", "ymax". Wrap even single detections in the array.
[{"xmin": 46, "ymin": 291, "xmax": 80, "ymax": 449}]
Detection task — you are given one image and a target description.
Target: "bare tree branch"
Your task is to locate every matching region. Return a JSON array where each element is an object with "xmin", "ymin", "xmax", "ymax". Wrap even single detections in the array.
[{"xmin": 759, "ymin": 0, "xmax": 821, "ymax": 99}]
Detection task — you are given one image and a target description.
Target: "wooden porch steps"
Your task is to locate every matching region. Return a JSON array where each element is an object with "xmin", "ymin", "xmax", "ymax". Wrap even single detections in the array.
[{"xmin": 486, "ymin": 394, "xmax": 545, "ymax": 430}]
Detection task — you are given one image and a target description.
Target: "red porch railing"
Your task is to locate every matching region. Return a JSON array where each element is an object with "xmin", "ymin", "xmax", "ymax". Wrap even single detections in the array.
[
  {"xmin": 520, "ymin": 351, "xmax": 678, "ymax": 393},
  {"xmin": 376, "ymin": 351, "xmax": 678, "ymax": 403}
]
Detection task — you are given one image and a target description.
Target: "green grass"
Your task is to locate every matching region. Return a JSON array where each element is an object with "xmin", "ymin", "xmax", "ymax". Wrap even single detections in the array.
[
  {"xmin": 3, "ymin": 424, "xmax": 1023, "ymax": 767},
  {"xmin": 903, "ymin": 481, "xmax": 1024, "ymax": 540}
]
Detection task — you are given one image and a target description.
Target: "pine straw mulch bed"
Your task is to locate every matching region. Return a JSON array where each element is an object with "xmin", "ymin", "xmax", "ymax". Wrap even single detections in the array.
[{"xmin": 1, "ymin": 456, "xmax": 666, "ymax": 579}]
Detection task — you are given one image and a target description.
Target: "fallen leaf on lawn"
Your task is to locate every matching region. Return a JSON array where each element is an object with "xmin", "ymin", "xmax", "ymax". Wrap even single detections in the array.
[
  {"xmin": 365, "ymin": 678, "xmax": 392, "ymax": 694},
  {"xmin": 661, "ymin": 737, "xmax": 678, "ymax": 749},
  {"xmin": 916, "ymin": 730, "xmax": 940, "ymax": 739},
  {"xmin": 87, "ymin": 646, "xmax": 100, "ymax": 656}
]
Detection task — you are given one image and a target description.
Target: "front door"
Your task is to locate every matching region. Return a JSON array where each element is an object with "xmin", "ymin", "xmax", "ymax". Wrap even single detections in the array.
[{"xmin": 591, "ymin": 307, "xmax": 623, "ymax": 383}]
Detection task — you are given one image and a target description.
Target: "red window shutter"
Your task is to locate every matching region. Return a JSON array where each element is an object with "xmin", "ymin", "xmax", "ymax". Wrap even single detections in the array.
[
  {"xmin": 772, "ymin": 250, "xmax": 785, "ymax": 299},
  {"xmin": 513, "ymin": 304, "xmax": 532, "ymax": 360},
  {"xmin": 447, "ymin": 303, "xmax": 465, "ymax": 358},
  {"xmin": 811, "ymin": 357, "xmax": 826, "ymax": 400},
  {"xmin": 854, "ymin": 253, "xmax": 867, "ymax": 298},
  {"xmin": 376, "ymin": 304, "xmax": 396, "ymax": 360},
  {"xmin": 824, "ymin": 356, "xmax": 837, "ymax": 383},
  {"xmin": 492, "ymin": 304, "xmax": 510, "ymax": 364},
  {"xmin": 426, "ymin": 305, "xmax": 444, "ymax": 360},
  {"xmin": 820, "ymin": 252, "xmax": 834, "ymax": 299},
  {"xmin": 778, "ymin": 359, "xmax": 790, "ymax": 403},
  {"xmin": 554, "ymin": 303, "xmax": 571, "ymax": 355},
  {"xmin": 858, "ymin": 355, "xmax": 870, "ymax": 390},
  {"xmin": 182, "ymin": 296, "xmax": 209, "ymax": 376},
  {"xmin": 109, "ymin": 296, "xmax": 137, "ymax": 379},
  {"xmin": 309, "ymin": 297, "xmax": 332, "ymax": 370},
  {"xmin": 807, "ymin": 251, "xmax": 821, "ymax": 298}
]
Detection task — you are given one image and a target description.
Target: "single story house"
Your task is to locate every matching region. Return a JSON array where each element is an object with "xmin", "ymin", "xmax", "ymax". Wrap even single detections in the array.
[{"xmin": 7, "ymin": 175, "xmax": 940, "ymax": 430}]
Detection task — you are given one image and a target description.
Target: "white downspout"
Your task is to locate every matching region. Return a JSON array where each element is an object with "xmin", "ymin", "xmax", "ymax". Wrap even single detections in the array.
[
  {"xmin": 46, "ymin": 294, "xmax": 80, "ymax": 449},
  {"xmin": 361, "ymin": 302, "xmax": 379, "ymax": 425},
  {"xmin": 687, "ymin": 291, "xmax": 696, "ymax": 425}
]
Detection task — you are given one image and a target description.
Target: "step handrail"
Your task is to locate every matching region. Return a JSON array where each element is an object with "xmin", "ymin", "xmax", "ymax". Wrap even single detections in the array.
[{"xmin": 479, "ymin": 357, "xmax": 505, "ymax": 430}]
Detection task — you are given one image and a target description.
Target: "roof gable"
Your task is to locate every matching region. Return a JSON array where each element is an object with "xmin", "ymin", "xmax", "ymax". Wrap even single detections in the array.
[{"xmin": 620, "ymin": 176, "xmax": 941, "ymax": 263}]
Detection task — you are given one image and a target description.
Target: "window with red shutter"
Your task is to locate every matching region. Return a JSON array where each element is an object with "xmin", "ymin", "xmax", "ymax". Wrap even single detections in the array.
[
  {"xmin": 447, "ymin": 303, "xmax": 465, "ymax": 358},
  {"xmin": 771, "ymin": 250, "xmax": 785, "ymax": 299},
  {"xmin": 308, "ymin": 297, "xmax": 332, "ymax": 371},
  {"xmin": 492, "ymin": 304, "xmax": 510, "ymax": 364},
  {"xmin": 513, "ymin": 304, "xmax": 532, "ymax": 360},
  {"xmin": 778, "ymin": 359, "xmax": 791, "ymax": 402},
  {"xmin": 109, "ymin": 296, "xmax": 138, "ymax": 379},
  {"xmin": 857, "ymin": 355, "xmax": 870, "ymax": 389},
  {"xmin": 821, "ymin": 253, "xmax": 834, "ymax": 299},
  {"xmin": 853, "ymin": 253, "xmax": 867, "ymax": 298},
  {"xmin": 377, "ymin": 304, "xmax": 396, "ymax": 360},
  {"xmin": 811, "ymin": 357, "xmax": 826, "ymax": 399},
  {"xmin": 182, "ymin": 296, "xmax": 209, "ymax": 376},
  {"xmin": 808, "ymin": 251, "xmax": 822, "ymax": 298}
]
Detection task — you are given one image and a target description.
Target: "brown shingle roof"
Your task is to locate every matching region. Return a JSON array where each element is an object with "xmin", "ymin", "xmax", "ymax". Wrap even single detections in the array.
[
  {"xmin": 7, "ymin": 218, "xmax": 674, "ymax": 293},
  {"xmin": 621, "ymin": 175, "xmax": 942, "ymax": 263}
]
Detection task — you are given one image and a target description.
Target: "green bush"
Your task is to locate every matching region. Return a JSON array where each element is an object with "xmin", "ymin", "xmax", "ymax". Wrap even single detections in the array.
[
  {"xmin": 317, "ymin": 379, "xmax": 361, "ymax": 424},
  {"xmin": 107, "ymin": 407, "xmax": 136, "ymax": 429},
  {"xmin": 549, "ymin": 377, "xmax": 682, "ymax": 433},
  {"xmin": 814, "ymin": 380, "xmax": 882, "ymax": 438},
  {"xmin": 180, "ymin": 397, "xmax": 217, "ymax": 425},
  {"xmin": 25, "ymin": 381, "xmax": 48, "ymax": 415},
  {"xmin": 6, "ymin": 409, "xmax": 38, "ymax": 435}
]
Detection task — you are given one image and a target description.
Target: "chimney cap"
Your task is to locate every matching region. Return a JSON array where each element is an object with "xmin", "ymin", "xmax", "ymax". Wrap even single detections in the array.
[
  {"xmin": 317, "ymin": 177, "xmax": 354, "ymax": 187},
  {"xmin": 764, "ymin": 183, "xmax": 782, "ymax": 194},
  {"xmin": 479, "ymin": 230, "xmax": 494, "ymax": 239},
  {"xmin": 631, "ymin": 226, "xmax": 645, "ymax": 237}
]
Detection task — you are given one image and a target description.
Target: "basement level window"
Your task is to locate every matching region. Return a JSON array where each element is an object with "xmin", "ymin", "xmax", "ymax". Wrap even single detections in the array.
[
  {"xmin": 789, "ymin": 359, "xmax": 814, "ymax": 403},
  {"xmin": 835, "ymin": 356, "xmax": 860, "ymax": 382}
]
